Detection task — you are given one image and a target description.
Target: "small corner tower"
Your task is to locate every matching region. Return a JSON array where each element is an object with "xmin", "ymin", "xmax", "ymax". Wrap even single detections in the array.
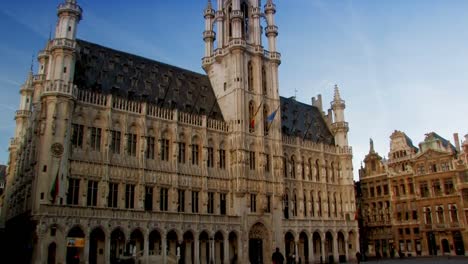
[
  {"xmin": 34, "ymin": 0, "xmax": 83, "ymax": 207},
  {"xmin": 14, "ymin": 71, "xmax": 34, "ymax": 140},
  {"xmin": 331, "ymin": 85, "xmax": 349, "ymax": 147}
]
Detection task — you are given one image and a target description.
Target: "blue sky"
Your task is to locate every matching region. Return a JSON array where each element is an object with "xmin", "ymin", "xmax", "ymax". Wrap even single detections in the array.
[{"xmin": 1, "ymin": 0, "xmax": 467, "ymax": 179}]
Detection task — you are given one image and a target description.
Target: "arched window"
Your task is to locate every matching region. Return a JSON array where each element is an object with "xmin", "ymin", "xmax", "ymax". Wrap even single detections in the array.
[
  {"xmin": 249, "ymin": 100, "xmax": 255, "ymax": 132},
  {"xmin": 425, "ymin": 208, "xmax": 432, "ymax": 224},
  {"xmin": 263, "ymin": 104, "xmax": 269, "ymax": 135},
  {"xmin": 241, "ymin": 2, "xmax": 249, "ymax": 39},
  {"xmin": 303, "ymin": 191, "xmax": 307, "ymax": 217},
  {"xmin": 334, "ymin": 193, "xmax": 338, "ymax": 217},
  {"xmin": 331, "ymin": 162, "xmax": 335, "ymax": 182},
  {"xmin": 308, "ymin": 158, "xmax": 313, "ymax": 180},
  {"xmin": 291, "ymin": 156, "xmax": 296, "ymax": 178},
  {"xmin": 315, "ymin": 159, "xmax": 320, "ymax": 181},
  {"xmin": 283, "ymin": 193, "xmax": 289, "ymax": 219},
  {"xmin": 292, "ymin": 193, "xmax": 297, "ymax": 217},
  {"xmin": 262, "ymin": 66, "xmax": 267, "ymax": 94},
  {"xmin": 283, "ymin": 155, "xmax": 288, "ymax": 178},
  {"xmin": 437, "ymin": 206, "xmax": 444, "ymax": 223},
  {"xmin": 228, "ymin": 5, "xmax": 233, "ymax": 38},
  {"xmin": 450, "ymin": 205, "xmax": 458, "ymax": 222},
  {"xmin": 310, "ymin": 191, "xmax": 315, "ymax": 217},
  {"xmin": 318, "ymin": 192, "xmax": 322, "ymax": 217},
  {"xmin": 302, "ymin": 157, "xmax": 305, "ymax": 180},
  {"xmin": 325, "ymin": 160, "xmax": 329, "ymax": 182},
  {"xmin": 248, "ymin": 61, "xmax": 253, "ymax": 91}
]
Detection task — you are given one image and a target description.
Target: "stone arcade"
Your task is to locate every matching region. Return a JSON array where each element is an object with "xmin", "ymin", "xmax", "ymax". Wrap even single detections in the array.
[{"xmin": 5, "ymin": 0, "xmax": 358, "ymax": 263}]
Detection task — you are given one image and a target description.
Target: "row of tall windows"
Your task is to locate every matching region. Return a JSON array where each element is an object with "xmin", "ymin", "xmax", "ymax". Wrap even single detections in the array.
[
  {"xmin": 72, "ymin": 124, "xmax": 227, "ymax": 168},
  {"xmin": 67, "ymin": 179, "xmax": 228, "ymax": 214}
]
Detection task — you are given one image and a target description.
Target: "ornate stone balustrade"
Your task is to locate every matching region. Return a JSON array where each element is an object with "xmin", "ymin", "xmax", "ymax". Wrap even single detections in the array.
[
  {"xmin": 40, "ymin": 204, "xmax": 242, "ymax": 225},
  {"xmin": 37, "ymin": 50, "xmax": 48, "ymax": 59},
  {"xmin": 330, "ymin": 122, "xmax": 349, "ymax": 131},
  {"xmin": 230, "ymin": 10, "xmax": 243, "ymax": 20},
  {"xmin": 178, "ymin": 111, "xmax": 203, "ymax": 126},
  {"xmin": 76, "ymin": 89, "xmax": 107, "ymax": 106},
  {"xmin": 282, "ymin": 135, "xmax": 352, "ymax": 155},
  {"xmin": 58, "ymin": 2, "xmax": 82, "ymax": 16},
  {"xmin": 43, "ymin": 80, "xmax": 77, "ymax": 97},
  {"xmin": 15, "ymin": 110, "xmax": 31, "ymax": 118},
  {"xmin": 112, "ymin": 96, "xmax": 142, "ymax": 114},
  {"xmin": 265, "ymin": 25, "xmax": 279, "ymax": 36},
  {"xmin": 32, "ymin": 74, "xmax": 46, "ymax": 83},
  {"xmin": 229, "ymin": 38, "xmax": 247, "ymax": 49},
  {"xmin": 51, "ymin": 38, "xmax": 76, "ymax": 50},
  {"xmin": 203, "ymin": 30, "xmax": 216, "ymax": 41}
]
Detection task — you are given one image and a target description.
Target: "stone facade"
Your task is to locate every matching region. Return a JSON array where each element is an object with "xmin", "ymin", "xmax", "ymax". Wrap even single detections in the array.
[
  {"xmin": 359, "ymin": 131, "xmax": 468, "ymax": 258},
  {"xmin": 4, "ymin": 1, "xmax": 358, "ymax": 264}
]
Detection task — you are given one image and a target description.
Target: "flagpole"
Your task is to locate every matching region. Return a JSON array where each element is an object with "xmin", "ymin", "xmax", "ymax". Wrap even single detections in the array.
[{"xmin": 267, "ymin": 104, "xmax": 281, "ymax": 132}]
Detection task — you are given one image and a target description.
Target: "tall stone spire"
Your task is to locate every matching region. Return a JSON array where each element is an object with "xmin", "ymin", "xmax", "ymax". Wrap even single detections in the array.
[
  {"xmin": 331, "ymin": 84, "xmax": 349, "ymax": 147},
  {"xmin": 333, "ymin": 84, "xmax": 342, "ymax": 101}
]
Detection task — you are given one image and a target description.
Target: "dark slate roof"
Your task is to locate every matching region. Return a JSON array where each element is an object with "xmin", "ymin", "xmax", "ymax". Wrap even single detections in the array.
[
  {"xmin": 280, "ymin": 97, "xmax": 335, "ymax": 145},
  {"xmin": 404, "ymin": 134, "xmax": 419, "ymax": 152},
  {"xmin": 425, "ymin": 132, "xmax": 457, "ymax": 153},
  {"xmin": 73, "ymin": 40, "xmax": 334, "ymax": 145},
  {"xmin": 74, "ymin": 39, "xmax": 224, "ymax": 120}
]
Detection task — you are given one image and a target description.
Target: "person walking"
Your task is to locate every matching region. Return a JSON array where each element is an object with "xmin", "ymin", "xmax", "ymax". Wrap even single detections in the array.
[
  {"xmin": 355, "ymin": 251, "xmax": 361, "ymax": 264},
  {"xmin": 272, "ymin": 247, "xmax": 285, "ymax": 264}
]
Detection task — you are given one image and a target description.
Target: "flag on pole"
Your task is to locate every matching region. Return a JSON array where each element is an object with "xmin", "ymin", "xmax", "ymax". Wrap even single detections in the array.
[
  {"xmin": 267, "ymin": 105, "xmax": 280, "ymax": 131},
  {"xmin": 50, "ymin": 170, "xmax": 59, "ymax": 203},
  {"xmin": 250, "ymin": 101, "xmax": 263, "ymax": 129},
  {"xmin": 267, "ymin": 109, "xmax": 278, "ymax": 123}
]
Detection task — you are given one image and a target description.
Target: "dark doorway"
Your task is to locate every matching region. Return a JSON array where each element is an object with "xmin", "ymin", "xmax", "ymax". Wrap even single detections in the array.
[
  {"xmin": 427, "ymin": 232, "xmax": 437, "ymax": 256},
  {"xmin": 453, "ymin": 231, "xmax": 465, "ymax": 256},
  {"xmin": 89, "ymin": 228, "xmax": 105, "ymax": 264},
  {"xmin": 47, "ymin": 243, "xmax": 56, "ymax": 264},
  {"xmin": 442, "ymin": 239, "xmax": 450, "ymax": 254},
  {"xmin": 249, "ymin": 239, "xmax": 263, "ymax": 264}
]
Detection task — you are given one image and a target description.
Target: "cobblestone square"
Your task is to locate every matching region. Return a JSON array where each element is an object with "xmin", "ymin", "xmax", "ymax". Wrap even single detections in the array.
[{"xmin": 362, "ymin": 256, "xmax": 468, "ymax": 264}]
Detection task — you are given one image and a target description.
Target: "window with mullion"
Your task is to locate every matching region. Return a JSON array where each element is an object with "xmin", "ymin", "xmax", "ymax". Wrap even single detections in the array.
[
  {"xmin": 127, "ymin": 133, "xmax": 137, "ymax": 156},
  {"xmin": 87, "ymin": 180, "xmax": 98, "ymax": 206},
  {"xmin": 191, "ymin": 144, "xmax": 199, "ymax": 165},
  {"xmin": 90, "ymin": 127, "xmax": 102, "ymax": 151},
  {"xmin": 160, "ymin": 187, "xmax": 168, "ymax": 211},
  {"xmin": 125, "ymin": 184, "xmax": 135, "ymax": 209},
  {"xmin": 207, "ymin": 147, "xmax": 214, "ymax": 168},
  {"xmin": 110, "ymin": 130, "xmax": 121, "ymax": 154},
  {"xmin": 108, "ymin": 182, "xmax": 118, "ymax": 208},
  {"xmin": 71, "ymin": 124, "xmax": 84, "ymax": 148},
  {"xmin": 160, "ymin": 139, "xmax": 169, "ymax": 161},
  {"xmin": 178, "ymin": 142, "xmax": 186, "ymax": 163},
  {"xmin": 219, "ymin": 149, "xmax": 226, "ymax": 169},
  {"xmin": 146, "ymin": 137, "xmax": 155, "ymax": 159},
  {"xmin": 67, "ymin": 178, "xmax": 80, "ymax": 205}
]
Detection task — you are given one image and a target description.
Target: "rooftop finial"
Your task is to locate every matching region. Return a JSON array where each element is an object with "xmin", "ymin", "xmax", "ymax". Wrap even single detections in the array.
[
  {"xmin": 333, "ymin": 84, "xmax": 341, "ymax": 101},
  {"xmin": 370, "ymin": 138, "xmax": 375, "ymax": 153},
  {"xmin": 207, "ymin": 0, "xmax": 212, "ymax": 8},
  {"xmin": 30, "ymin": 54, "xmax": 34, "ymax": 73}
]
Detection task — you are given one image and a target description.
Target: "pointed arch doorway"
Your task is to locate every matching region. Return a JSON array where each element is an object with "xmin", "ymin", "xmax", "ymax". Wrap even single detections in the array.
[{"xmin": 249, "ymin": 223, "xmax": 270, "ymax": 264}]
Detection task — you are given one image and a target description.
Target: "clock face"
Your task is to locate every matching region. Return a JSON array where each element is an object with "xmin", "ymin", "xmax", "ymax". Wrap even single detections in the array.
[{"xmin": 51, "ymin": 143, "xmax": 64, "ymax": 157}]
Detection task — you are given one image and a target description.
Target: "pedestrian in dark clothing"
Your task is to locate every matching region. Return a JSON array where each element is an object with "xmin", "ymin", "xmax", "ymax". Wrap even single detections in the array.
[
  {"xmin": 355, "ymin": 251, "xmax": 361, "ymax": 264},
  {"xmin": 272, "ymin": 247, "xmax": 285, "ymax": 264}
]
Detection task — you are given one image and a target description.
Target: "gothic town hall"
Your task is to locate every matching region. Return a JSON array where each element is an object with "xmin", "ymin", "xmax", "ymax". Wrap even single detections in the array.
[{"xmin": 4, "ymin": 1, "xmax": 358, "ymax": 263}]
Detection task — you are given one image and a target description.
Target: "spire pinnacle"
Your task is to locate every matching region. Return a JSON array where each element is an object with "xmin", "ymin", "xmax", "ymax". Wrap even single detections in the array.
[
  {"xmin": 333, "ymin": 84, "xmax": 341, "ymax": 101},
  {"xmin": 207, "ymin": 0, "xmax": 212, "ymax": 9},
  {"xmin": 370, "ymin": 138, "xmax": 375, "ymax": 153}
]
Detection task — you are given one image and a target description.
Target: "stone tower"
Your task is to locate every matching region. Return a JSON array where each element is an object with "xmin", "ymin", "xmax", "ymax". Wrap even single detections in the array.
[
  {"xmin": 34, "ymin": 0, "xmax": 82, "ymax": 208},
  {"xmin": 202, "ymin": 0, "xmax": 284, "ymax": 259}
]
